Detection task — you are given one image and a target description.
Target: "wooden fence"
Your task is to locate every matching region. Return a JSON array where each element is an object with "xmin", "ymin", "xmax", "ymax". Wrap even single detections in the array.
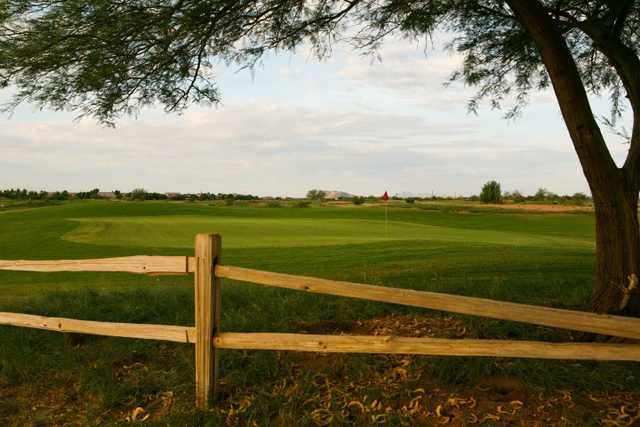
[{"xmin": 2, "ymin": 233, "xmax": 640, "ymax": 409}]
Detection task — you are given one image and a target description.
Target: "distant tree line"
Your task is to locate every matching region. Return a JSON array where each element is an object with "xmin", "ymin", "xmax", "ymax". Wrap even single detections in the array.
[
  {"xmin": 0, "ymin": 188, "xmax": 259, "ymax": 202},
  {"xmin": 472, "ymin": 181, "xmax": 592, "ymax": 204},
  {"xmin": 1, "ymin": 189, "xmax": 47, "ymax": 200},
  {"xmin": 0, "ymin": 188, "xmax": 73, "ymax": 200}
]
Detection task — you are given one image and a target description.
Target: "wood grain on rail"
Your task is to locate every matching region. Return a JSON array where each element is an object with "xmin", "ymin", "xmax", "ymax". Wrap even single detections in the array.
[
  {"xmin": 215, "ymin": 265, "xmax": 640, "ymax": 340},
  {"xmin": 0, "ymin": 256, "xmax": 191, "ymax": 275},
  {"xmin": 215, "ymin": 332, "xmax": 640, "ymax": 361},
  {"xmin": 0, "ymin": 312, "xmax": 196, "ymax": 343}
]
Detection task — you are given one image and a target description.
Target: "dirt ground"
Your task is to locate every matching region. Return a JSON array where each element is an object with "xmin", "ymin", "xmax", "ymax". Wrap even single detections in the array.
[
  {"xmin": 2, "ymin": 314, "xmax": 639, "ymax": 426},
  {"xmin": 467, "ymin": 203, "xmax": 593, "ymax": 213}
]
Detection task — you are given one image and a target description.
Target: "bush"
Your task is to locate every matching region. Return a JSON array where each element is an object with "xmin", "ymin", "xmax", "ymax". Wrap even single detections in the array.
[
  {"xmin": 224, "ymin": 197, "xmax": 235, "ymax": 206},
  {"xmin": 534, "ymin": 188, "xmax": 548, "ymax": 200},
  {"xmin": 129, "ymin": 188, "xmax": 147, "ymax": 201},
  {"xmin": 405, "ymin": 198, "xmax": 415, "ymax": 204},
  {"xmin": 294, "ymin": 200, "xmax": 311, "ymax": 208},
  {"xmin": 568, "ymin": 192, "xmax": 589, "ymax": 206},
  {"xmin": 533, "ymin": 187, "xmax": 558, "ymax": 201},
  {"xmin": 505, "ymin": 190, "xmax": 525, "ymax": 203},
  {"xmin": 352, "ymin": 196, "xmax": 366, "ymax": 205},
  {"xmin": 266, "ymin": 201, "xmax": 281, "ymax": 208},
  {"xmin": 479, "ymin": 181, "xmax": 502, "ymax": 204},
  {"xmin": 306, "ymin": 189, "xmax": 326, "ymax": 200}
]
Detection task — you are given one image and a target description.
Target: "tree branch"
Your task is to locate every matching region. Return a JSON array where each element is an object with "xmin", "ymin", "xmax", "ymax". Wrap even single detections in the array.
[{"xmin": 505, "ymin": 0, "xmax": 618, "ymax": 198}]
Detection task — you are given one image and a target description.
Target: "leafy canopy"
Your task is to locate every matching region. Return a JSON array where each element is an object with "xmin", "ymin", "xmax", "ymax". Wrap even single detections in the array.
[
  {"xmin": 0, "ymin": 1, "xmax": 638, "ymax": 124},
  {"xmin": 479, "ymin": 180, "xmax": 502, "ymax": 203}
]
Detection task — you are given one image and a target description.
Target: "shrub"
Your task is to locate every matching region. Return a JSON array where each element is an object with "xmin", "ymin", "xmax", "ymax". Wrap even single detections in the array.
[
  {"xmin": 294, "ymin": 200, "xmax": 311, "ymax": 208},
  {"xmin": 571, "ymin": 192, "xmax": 590, "ymax": 205},
  {"xmin": 352, "ymin": 196, "xmax": 366, "ymax": 205},
  {"xmin": 129, "ymin": 188, "xmax": 147, "ymax": 201},
  {"xmin": 306, "ymin": 189, "xmax": 326, "ymax": 200},
  {"xmin": 224, "ymin": 197, "xmax": 235, "ymax": 206},
  {"xmin": 534, "ymin": 187, "xmax": 548, "ymax": 200},
  {"xmin": 405, "ymin": 198, "xmax": 415, "ymax": 204},
  {"xmin": 533, "ymin": 187, "xmax": 558, "ymax": 201},
  {"xmin": 505, "ymin": 190, "xmax": 525, "ymax": 203},
  {"xmin": 266, "ymin": 201, "xmax": 281, "ymax": 208},
  {"xmin": 479, "ymin": 181, "xmax": 502, "ymax": 204}
]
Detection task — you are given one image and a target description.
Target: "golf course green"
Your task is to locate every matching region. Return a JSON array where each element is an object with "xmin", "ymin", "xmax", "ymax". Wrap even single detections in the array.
[{"xmin": 1, "ymin": 200, "xmax": 635, "ymax": 425}]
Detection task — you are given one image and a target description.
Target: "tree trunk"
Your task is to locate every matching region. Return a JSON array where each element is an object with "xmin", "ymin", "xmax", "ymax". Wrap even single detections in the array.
[
  {"xmin": 592, "ymin": 181, "xmax": 640, "ymax": 315},
  {"xmin": 505, "ymin": 0, "xmax": 640, "ymax": 316}
]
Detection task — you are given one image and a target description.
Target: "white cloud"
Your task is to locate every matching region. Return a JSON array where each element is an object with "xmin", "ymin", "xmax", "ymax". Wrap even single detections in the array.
[
  {"xmin": 2, "ymin": 35, "xmax": 629, "ymax": 197},
  {"xmin": 0, "ymin": 99, "xmax": 594, "ymax": 196}
]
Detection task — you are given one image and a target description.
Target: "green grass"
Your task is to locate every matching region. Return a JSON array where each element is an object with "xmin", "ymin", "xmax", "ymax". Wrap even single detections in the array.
[
  {"xmin": 63, "ymin": 214, "xmax": 593, "ymax": 249},
  {"xmin": 0, "ymin": 200, "xmax": 633, "ymax": 425}
]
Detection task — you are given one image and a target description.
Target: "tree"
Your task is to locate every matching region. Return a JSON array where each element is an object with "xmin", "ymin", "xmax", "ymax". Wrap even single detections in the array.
[
  {"xmin": 479, "ymin": 180, "xmax": 502, "ymax": 204},
  {"xmin": 306, "ymin": 189, "xmax": 326, "ymax": 200},
  {"xmin": 1, "ymin": 1, "xmax": 639, "ymax": 315},
  {"xmin": 129, "ymin": 188, "xmax": 147, "ymax": 201},
  {"xmin": 506, "ymin": 190, "xmax": 525, "ymax": 203},
  {"xmin": 534, "ymin": 188, "xmax": 549, "ymax": 200}
]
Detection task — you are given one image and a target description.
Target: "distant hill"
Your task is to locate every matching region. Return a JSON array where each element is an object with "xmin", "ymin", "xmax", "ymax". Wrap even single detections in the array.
[{"xmin": 322, "ymin": 190, "xmax": 355, "ymax": 200}]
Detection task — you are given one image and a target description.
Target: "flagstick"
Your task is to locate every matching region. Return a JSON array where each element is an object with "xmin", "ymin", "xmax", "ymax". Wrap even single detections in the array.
[{"xmin": 385, "ymin": 200, "xmax": 388, "ymax": 238}]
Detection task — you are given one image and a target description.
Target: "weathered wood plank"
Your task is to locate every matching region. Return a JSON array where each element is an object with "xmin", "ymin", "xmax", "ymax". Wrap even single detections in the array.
[
  {"xmin": 215, "ymin": 332, "xmax": 640, "ymax": 361},
  {"xmin": 194, "ymin": 234, "xmax": 221, "ymax": 410},
  {"xmin": 0, "ymin": 256, "xmax": 190, "ymax": 275},
  {"xmin": 0, "ymin": 312, "xmax": 195, "ymax": 343},
  {"xmin": 215, "ymin": 265, "xmax": 640, "ymax": 340}
]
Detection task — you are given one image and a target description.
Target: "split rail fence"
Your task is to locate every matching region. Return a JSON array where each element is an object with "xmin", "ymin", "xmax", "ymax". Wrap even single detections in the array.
[{"xmin": 2, "ymin": 233, "xmax": 640, "ymax": 409}]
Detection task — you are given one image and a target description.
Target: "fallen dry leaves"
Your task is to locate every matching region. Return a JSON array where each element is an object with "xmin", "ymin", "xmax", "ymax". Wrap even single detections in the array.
[{"xmin": 211, "ymin": 314, "xmax": 640, "ymax": 426}]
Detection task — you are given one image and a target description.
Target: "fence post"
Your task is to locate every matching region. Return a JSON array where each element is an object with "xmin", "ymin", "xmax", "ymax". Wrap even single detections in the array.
[{"xmin": 194, "ymin": 233, "xmax": 222, "ymax": 410}]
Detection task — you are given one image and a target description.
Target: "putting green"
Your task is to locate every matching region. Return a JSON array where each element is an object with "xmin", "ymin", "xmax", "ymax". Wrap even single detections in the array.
[{"xmin": 62, "ymin": 215, "xmax": 594, "ymax": 249}]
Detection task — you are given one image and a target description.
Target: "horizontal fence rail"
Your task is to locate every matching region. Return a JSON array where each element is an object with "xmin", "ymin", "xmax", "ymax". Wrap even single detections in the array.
[
  {"xmin": 0, "ymin": 312, "xmax": 195, "ymax": 343},
  {"xmin": 3, "ymin": 236, "xmax": 640, "ymax": 411},
  {"xmin": 0, "ymin": 256, "xmax": 191, "ymax": 275},
  {"xmin": 214, "ymin": 332, "xmax": 640, "ymax": 362},
  {"xmin": 5, "ymin": 255, "xmax": 640, "ymax": 339},
  {"xmin": 3, "ymin": 316, "xmax": 640, "ymax": 362},
  {"xmin": 216, "ymin": 265, "xmax": 640, "ymax": 340}
]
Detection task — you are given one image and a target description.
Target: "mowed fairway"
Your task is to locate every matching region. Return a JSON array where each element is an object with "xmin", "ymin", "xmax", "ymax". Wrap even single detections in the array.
[
  {"xmin": 1, "ymin": 200, "xmax": 637, "ymax": 425},
  {"xmin": 63, "ymin": 214, "xmax": 594, "ymax": 249}
]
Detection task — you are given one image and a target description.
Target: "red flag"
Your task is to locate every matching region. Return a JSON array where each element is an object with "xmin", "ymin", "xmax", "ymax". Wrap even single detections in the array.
[{"xmin": 382, "ymin": 191, "xmax": 389, "ymax": 201}]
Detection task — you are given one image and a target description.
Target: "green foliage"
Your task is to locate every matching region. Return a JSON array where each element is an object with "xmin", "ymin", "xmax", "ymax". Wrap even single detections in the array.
[
  {"xmin": 479, "ymin": 181, "xmax": 502, "ymax": 204},
  {"xmin": 571, "ymin": 193, "xmax": 588, "ymax": 206},
  {"xmin": 534, "ymin": 188, "xmax": 558, "ymax": 201},
  {"xmin": 266, "ymin": 201, "xmax": 281, "ymax": 208},
  {"xmin": 0, "ymin": 1, "xmax": 635, "ymax": 124},
  {"xmin": 405, "ymin": 198, "xmax": 415, "ymax": 204},
  {"xmin": 306, "ymin": 189, "xmax": 326, "ymax": 201},
  {"xmin": 129, "ymin": 188, "xmax": 148, "ymax": 201},
  {"xmin": 49, "ymin": 190, "xmax": 69, "ymax": 201},
  {"xmin": 504, "ymin": 190, "xmax": 525, "ymax": 203},
  {"xmin": 0, "ymin": 188, "xmax": 48, "ymax": 200},
  {"xmin": 294, "ymin": 200, "xmax": 311, "ymax": 208},
  {"xmin": 352, "ymin": 196, "xmax": 366, "ymax": 205},
  {"xmin": 75, "ymin": 188, "xmax": 101, "ymax": 200}
]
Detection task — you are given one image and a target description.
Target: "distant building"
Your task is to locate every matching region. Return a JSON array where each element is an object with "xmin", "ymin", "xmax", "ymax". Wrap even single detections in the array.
[
  {"xmin": 323, "ymin": 190, "xmax": 355, "ymax": 200},
  {"xmin": 165, "ymin": 192, "xmax": 182, "ymax": 200}
]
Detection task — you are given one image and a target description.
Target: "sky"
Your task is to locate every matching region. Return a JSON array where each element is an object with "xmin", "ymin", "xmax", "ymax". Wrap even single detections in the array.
[{"xmin": 0, "ymin": 34, "xmax": 633, "ymax": 198}]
